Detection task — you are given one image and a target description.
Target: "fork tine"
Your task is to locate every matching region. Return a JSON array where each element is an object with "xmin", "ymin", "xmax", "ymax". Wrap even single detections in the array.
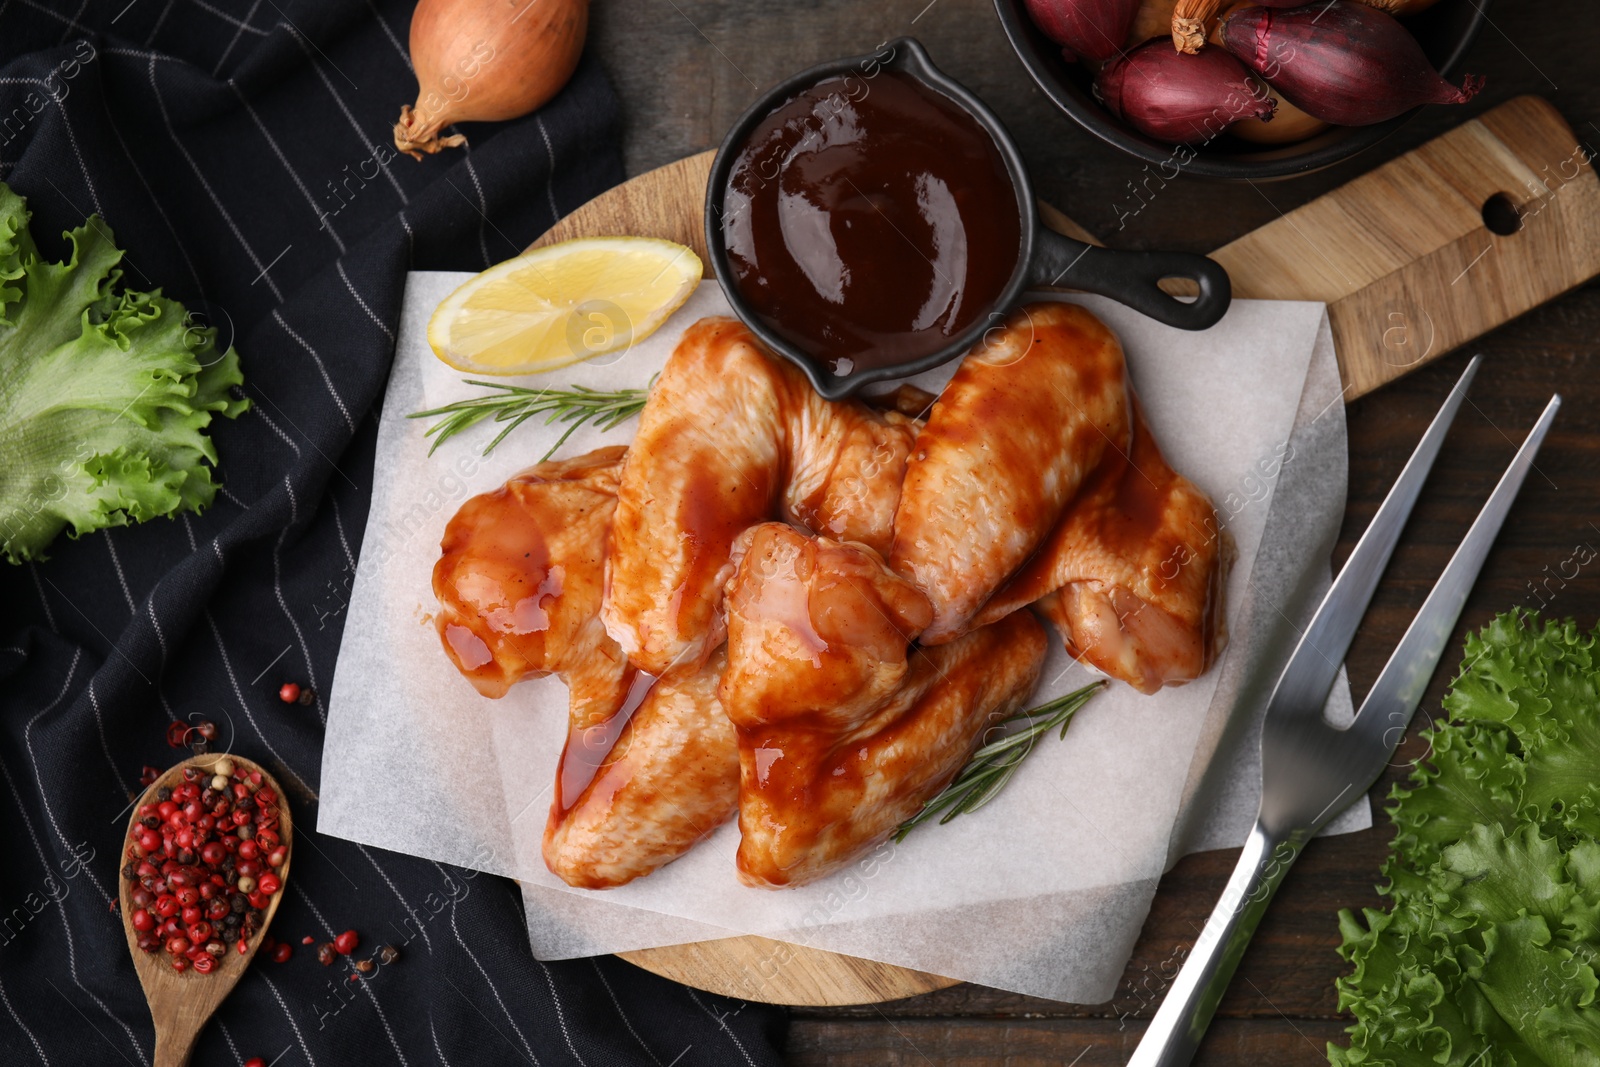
[
  {"xmin": 1346, "ymin": 393, "xmax": 1561, "ymax": 762},
  {"xmin": 1261, "ymin": 355, "xmax": 1480, "ymax": 722}
]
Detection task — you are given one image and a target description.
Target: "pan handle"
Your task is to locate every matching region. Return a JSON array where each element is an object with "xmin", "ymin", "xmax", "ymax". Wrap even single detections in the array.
[{"xmin": 1028, "ymin": 227, "xmax": 1232, "ymax": 331}]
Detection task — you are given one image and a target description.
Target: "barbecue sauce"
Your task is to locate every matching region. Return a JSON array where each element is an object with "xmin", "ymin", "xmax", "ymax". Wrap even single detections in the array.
[
  {"xmin": 555, "ymin": 670, "xmax": 658, "ymax": 815},
  {"xmin": 721, "ymin": 71, "xmax": 1021, "ymax": 376}
]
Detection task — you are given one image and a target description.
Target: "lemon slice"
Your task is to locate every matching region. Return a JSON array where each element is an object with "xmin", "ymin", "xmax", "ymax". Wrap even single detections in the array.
[{"xmin": 427, "ymin": 237, "xmax": 702, "ymax": 375}]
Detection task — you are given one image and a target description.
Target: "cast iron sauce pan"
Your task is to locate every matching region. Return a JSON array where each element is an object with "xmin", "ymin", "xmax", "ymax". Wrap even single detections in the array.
[{"xmin": 704, "ymin": 37, "xmax": 1233, "ymax": 401}]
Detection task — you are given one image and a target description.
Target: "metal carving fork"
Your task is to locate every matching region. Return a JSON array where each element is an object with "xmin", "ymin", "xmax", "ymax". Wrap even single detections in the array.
[{"xmin": 1128, "ymin": 356, "xmax": 1560, "ymax": 1067}]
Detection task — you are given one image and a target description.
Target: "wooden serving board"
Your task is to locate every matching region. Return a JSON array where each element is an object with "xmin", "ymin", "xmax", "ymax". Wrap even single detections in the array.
[{"xmin": 525, "ymin": 94, "xmax": 1600, "ymax": 1007}]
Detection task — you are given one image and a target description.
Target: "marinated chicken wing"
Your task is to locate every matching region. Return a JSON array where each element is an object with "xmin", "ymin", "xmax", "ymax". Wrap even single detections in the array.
[
  {"xmin": 721, "ymin": 523, "xmax": 933, "ymax": 723},
  {"xmin": 603, "ymin": 317, "xmax": 918, "ymax": 675},
  {"xmin": 543, "ymin": 648, "xmax": 739, "ymax": 888},
  {"xmin": 721, "ymin": 523, "xmax": 1046, "ymax": 888},
  {"xmin": 891, "ymin": 302, "xmax": 1131, "ymax": 643},
  {"xmin": 785, "ymin": 398, "xmax": 920, "ymax": 559},
  {"xmin": 433, "ymin": 446, "xmax": 742, "ymax": 888},
  {"xmin": 437, "ymin": 297, "xmax": 1229, "ymax": 894},
  {"xmin": 433, "ymin": 446, "xmax": 632, "ymax": 718},
  {"xmin": 974, "ymin": 403, "xmax": 1231, "ymax": 693}
]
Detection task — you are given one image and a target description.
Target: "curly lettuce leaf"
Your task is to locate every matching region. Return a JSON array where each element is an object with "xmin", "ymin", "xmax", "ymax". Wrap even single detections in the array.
[
  {"xmin": 1332, "ymin": 901, "xmax": 1478, "ymax": 1066},
  {"xmin": 1332, "ymin": 610, "xmax": 1600, "ymax": 1066},
  {"xmin": 0, "ymin": 182, "xmax": 247, "ymax": 563},
  {"xmin": 1385, "ymin": 720, "xmax": 1524, "ymax": 875},
  {"xmin": 1467, "ymin": 916, "xmax": 1600, "ymax": 1067}
]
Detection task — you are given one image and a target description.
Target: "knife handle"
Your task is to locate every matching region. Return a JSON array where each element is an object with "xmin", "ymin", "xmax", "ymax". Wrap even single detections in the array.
[{"xmin": 1126, "ymin": 823, "xmax": 1301, "ymax": 1067}]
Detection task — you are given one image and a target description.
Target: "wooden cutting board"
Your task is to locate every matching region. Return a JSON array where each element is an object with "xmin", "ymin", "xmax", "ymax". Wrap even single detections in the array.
[{"xmin": 524, "ymin": 94, "xmax": 1600, "ymax": 1006}]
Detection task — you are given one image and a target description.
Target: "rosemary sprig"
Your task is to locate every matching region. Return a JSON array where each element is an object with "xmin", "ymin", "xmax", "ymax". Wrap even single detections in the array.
[
  {"xmin": 894, "ymin": 679, "xmax": 1107, "ymax": 842},
  {"xmin": 409, "ymin": 377, "xmax": 656, "ymax": 460}
]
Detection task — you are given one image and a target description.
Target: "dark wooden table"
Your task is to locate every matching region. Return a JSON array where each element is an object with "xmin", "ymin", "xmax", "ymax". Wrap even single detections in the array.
[{"xmin": 588, "ymin": 2, "xmax": 1600, "ymax": 1061}]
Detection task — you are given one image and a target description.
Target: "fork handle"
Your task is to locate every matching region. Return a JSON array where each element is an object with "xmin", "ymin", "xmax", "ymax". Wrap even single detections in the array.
[{"xmin": 1127, "ymin": 823, "xmax": 1301, "ymax": 1067}]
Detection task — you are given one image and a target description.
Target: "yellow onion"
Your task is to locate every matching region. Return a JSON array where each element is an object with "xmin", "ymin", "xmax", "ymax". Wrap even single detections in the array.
[{"xmin": 394, "ymin": 0, "xmax": 588, "ymax": 160}]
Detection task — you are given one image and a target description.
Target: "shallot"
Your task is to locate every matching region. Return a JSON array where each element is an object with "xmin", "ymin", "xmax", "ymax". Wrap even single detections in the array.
[
  {"xmin": 1174, "ymin": 0, "xmax": 1444, "ymax": 53},
  {"xmin": 1218, "ymin": 1, "xmax": 1483, "ymax": 126},
  {"xmin": 1026, "ymin": 0, "xmax": 1144, "ymax": 62},
  {"xmin": 1098, "ymin": 40, "xmax": 1275, "ymax": 143},
  {"xmin": 394, "ymin": 0, "xmax": 589, "ymax": 160},
  {"xmin": 1170, "ymin": 0, "xmax": 1296, "ymax": 54}
]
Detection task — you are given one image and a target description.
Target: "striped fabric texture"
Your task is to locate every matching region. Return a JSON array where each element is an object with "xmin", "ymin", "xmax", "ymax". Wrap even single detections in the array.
[{"xmin": 0, "ymin": 1, "xmax": 787, "ymax": 1064}]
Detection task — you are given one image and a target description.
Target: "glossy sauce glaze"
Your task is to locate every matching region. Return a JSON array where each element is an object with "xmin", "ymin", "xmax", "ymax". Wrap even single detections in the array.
[
  {"xmin": 1066, "ymin": 403, "xmax": 1172, "ymax": 564},
  {"xmin": 555, "ymin": 670, "xmax": 657, "ymax": 815},
  {"xmin": 434, "ymin": 479, "xmax": 559, "ymax": 691},
  {"xmin": 973, "ymin": 396, "xmax": 1231, "ymax": 693},
  {"xmin": 890, "ymin": 302, "xmax": 1132, "ymax": 644},
  {"xmin": 541, "ymin": 649, "xmax": 740, "ymax": 889},
  {"xmin": 431, "ymin": 448, "xmax": 629, "ymax": 708},
  {"xmin": 721, "ymin": 71, "xmax": 1021, "ymax": 376},
  {"xmin": 602, "ymin": 319, "xmax": 922, "ymax": 675},
  {"xmin": 1064, "ymin": 403, "xmax": 1230, "ymax": 688}
]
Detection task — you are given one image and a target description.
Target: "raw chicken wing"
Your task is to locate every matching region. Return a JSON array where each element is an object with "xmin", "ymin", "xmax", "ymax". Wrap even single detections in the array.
[
  {"xmin": 433, "ymin": 446, "xmax": 740, "ymax": 888},
  {"xmin": 721, "ymin": 523, "xmax": 1046, "ymax": 887},
  {"xmin": 891, "ymin": 302, "xmax": 1130, "ymax": 643},
  {"xmin": 543, "ymin": 648, "xmax": 739, "ymax": 888},
  {"xmin": 604, "ymin": 317, "xmax": 918, "ymax": 675},
  {"xmin": 720, "ymin": 523, "xmax": 933, "ymax": 725},
  {"xmin": 974, "ymin": 403, "xmax": 1231, "ymax": 692},
  {"xmin": 785, "ymin": 398, "xmax": 920, "ymax": 559},
  {"xmin": 432, "ymin": 446, "xmax": 631, "ymax": 718}
]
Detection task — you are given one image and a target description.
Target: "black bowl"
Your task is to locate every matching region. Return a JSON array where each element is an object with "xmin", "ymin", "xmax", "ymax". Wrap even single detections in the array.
[{"xmin": 992, "ymin": 0, "xmax": 1492, "ymax": 180}]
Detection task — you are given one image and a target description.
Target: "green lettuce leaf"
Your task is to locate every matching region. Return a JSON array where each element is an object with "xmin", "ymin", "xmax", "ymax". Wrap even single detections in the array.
[
  {"xmin": 0, "ymin": 182, "xmax": 247, "ymax": 563},
  {"xmin": 1332, "ymin": 610, "xmax": 1600, "ymax": 1066},
  {"xmin": 1467, "ymin": 916, "xmax": 1600, "ymax": 1066}
]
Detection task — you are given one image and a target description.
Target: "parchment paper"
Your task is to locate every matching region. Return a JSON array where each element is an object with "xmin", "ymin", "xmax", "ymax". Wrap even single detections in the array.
[{"xmin": 320, "ymin": 276, "xmax": 1364, "ymax": 1004}]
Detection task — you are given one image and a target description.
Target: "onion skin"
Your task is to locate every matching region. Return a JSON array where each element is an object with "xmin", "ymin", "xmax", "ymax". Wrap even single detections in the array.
[
  {"xmin": 1099, "ymin": 40, "xmax": 1275, "ymax": 144},
  {"xmin": 395, "ymin": 0, "xmax": 589, "ymax": 160},
  {"xmin": 1025, "ymin": 0, "xmax": 1144, "ymax": 62},
  {"xmin": 1219, "ymin": 1, "xmax": 1483, "ymax": 126},
  {"xmin": 1174, "ymin": 0, "xmax": 1433, "ymax": 54},
  {"xmin": 1171, "ymin": 0, "xmax": 1296, "ymax": 54}
]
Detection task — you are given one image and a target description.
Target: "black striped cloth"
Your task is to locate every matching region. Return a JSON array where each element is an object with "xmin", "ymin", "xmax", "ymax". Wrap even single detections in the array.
[{"xmin": 0, "ymin": 2, "xmax": 787, "ymax": 1064}]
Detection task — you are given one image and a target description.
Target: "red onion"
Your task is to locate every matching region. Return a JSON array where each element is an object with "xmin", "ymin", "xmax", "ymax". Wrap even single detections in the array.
[
  {"xmin": 1171, "ymin": 0, "xmax": 1297, "ymax": 53},
  {"xmin": 1098, "ymin": 40, "xmax": 1275, "ymax": 144},
  {"xmin": 1218, "ymin": 1, "xmax": 1484, "ymax": 126},
  {"xmin": 1025, "ymin": 0, "xmax": 1144, "ymax": 62}
]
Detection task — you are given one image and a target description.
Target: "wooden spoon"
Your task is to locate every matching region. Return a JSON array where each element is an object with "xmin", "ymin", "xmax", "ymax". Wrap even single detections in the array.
[{"xmin": 119, "ymin": 753, "xmax": 294, "ymax": 1067}]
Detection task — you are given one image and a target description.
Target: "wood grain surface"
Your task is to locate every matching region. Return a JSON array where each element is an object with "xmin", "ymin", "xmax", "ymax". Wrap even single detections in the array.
[
  {"xmin": 535, "ymin": 152, "xmax": 715, "ymax": 263},
  {"xmin": 1212, "ymin": 95, "xmax": 1600, "ymax": 399},
  {"xmin": 551, "ymin": 1, "xmax": 1600, "ymax": 1060}
]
